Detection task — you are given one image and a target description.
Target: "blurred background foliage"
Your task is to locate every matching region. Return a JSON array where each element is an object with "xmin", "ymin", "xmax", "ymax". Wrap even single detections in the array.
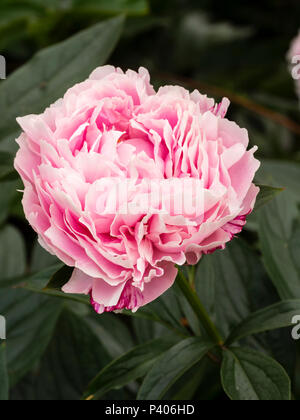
[
  {"xmin": 2, "ymin": 0, "xmax": 300, "ymax": 159},
  {"xmin": 0, "ymin": 0, "xmax": 300, "ymax": 401}
]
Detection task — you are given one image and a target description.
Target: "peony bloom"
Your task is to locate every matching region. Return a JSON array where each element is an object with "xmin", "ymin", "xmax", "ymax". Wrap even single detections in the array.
[
  {"xmin": 288, "ymin": 31, "xmax": 300, "ymax": 98},
  {"xmin": 14, "ymin": 66, "xmax": 260, "ymax": 314}
]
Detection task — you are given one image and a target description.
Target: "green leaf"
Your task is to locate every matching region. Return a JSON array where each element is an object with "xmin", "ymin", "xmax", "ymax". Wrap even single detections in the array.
[
  {"xmin": 221, "ymin": 347, "xmax": 291, "ymax": 400},
  {"xmin": 20, "ymin": 262, "xmax": 88, "ymax": 305},
  {"xmin": 0, "ymin": 182, "xmax": 21, "ymax": 226},
  {"xmin": 23, "ymin": 0, "xmax": 61, "ymax": 8},
  {"xmin": 0, "ymin": 170, "xmax": 19, "ymax": 182},
  {"xmin": 0, "ymin": 253, "xmax": 87, "ymax": 305},
  {"xmin": 11, "ymin": 309, "xmax": 112, "ymax": 400},
  {"xmin": 0, "ymin": 151, "xmax": 18, "ymax": 182},
  {"xmin": 84, "ymin": 337, "xmax": 177, "ymax": 400},
  {"xmin": 195, "ymin": 238, "xmax": 291, "ymax": 366},
  {"xmin": 196, "ymin": 239, "xmax": 267, "ymax": 338},
  {"xmin": 0, "ymin": 263, "xmax": 63, "ymax": 289},
  {"xmin": 258, "ymin": 192, "xmax": 300, "ymax": 299},
  {"xmin": 86, "ymin": 312, "xmax": 135, "ymax": 359},
  {"xmin": 227, "ymin": 300, "xmax": 300, "ymax": 345},
  {"xmin": 0, "ymin": 0, "xmax": 45, "ymax": 20},
  {"xmin": 256, "ymin": 160, "xmax": 300, "ymax": 202},
  {"xmin": 12, "ymin": 259, "xmax": 88, "ymax": 306},
  {"xmin": 142, "ymin": 288, "xmax": 185, "ymax": 332},
  {"xmin": 46, "ymin": 265, "xmax": 74, "ymax": 290},
  {"xmin": 0, "ymin": 0, "xmax": 45, "ymax": 50},
  {"xmin": 132, "ymin": 316, "xmax": 171, "ymax": 345},
  {"xmin": 254, "ymin": 184, "xmax": 283, "ymax": 211},
  {"xmin": 72, "ymin": 0, "xmax": 149, "ymax": 16},
  {"xmin": 0, "ymin": 151, "xmax": 14, "ymax": 166},
  {"xmin": 0, "ymin": 343, "xmax": 9, "ymax": 401},
  {"xmin": 165, "ymin": 358, "xmax": 219, "ymax": 400},
  {"xmin": 24, "ymin": 284, "xmax": 90, "ymax": 305},
  {"xmin": 0, "ymin": 288, "xmax": 63, "ymax": 385},
  {"xmin": 176, "ymin": 270, "xmax": 224, "ymax": 345},
  {"xmin": 0, "ymin": 15, "xmax": 125, "ymax": 143},
  {"xmin": 291, "ymin": 223, "xmax": 300, "ymax": 276},
  {"xmin": 0, "ymin": 225, "xmax": 26, "ymax": 281},
  {"xmin": 122, "ymin": 287, "xmax": 188, "ymax": 336},
  {"xmin": 193, "ymin": 360, "xmax": 223, "ymax": 401},
  {"xmin": 31, "ymin": 241, "xmax": 59, "ymax": 272},
  {"xmin": 137, "ymin": 338, "xmax": 214, "ymax": 400}
]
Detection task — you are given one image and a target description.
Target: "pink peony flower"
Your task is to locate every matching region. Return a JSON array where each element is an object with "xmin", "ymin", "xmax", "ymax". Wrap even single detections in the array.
[{"xmin": 14, "ymin": 66, "xmax": 260, "ymax": 314}]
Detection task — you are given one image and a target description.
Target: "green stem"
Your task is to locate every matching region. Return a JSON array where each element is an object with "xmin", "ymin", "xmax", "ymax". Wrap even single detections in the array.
[
  {"xmin": 188, "ymin": 265, "xmax": 196, "ymax": 288},
  {"xmin": 177, "ymin": 268, "xmax": 224, "ymax": 346}
]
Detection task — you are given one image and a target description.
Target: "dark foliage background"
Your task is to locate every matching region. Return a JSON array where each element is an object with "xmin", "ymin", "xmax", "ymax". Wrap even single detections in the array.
[{"xmin": 0, "ymin": 0, "xmax": 299, "ymax": 401}]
